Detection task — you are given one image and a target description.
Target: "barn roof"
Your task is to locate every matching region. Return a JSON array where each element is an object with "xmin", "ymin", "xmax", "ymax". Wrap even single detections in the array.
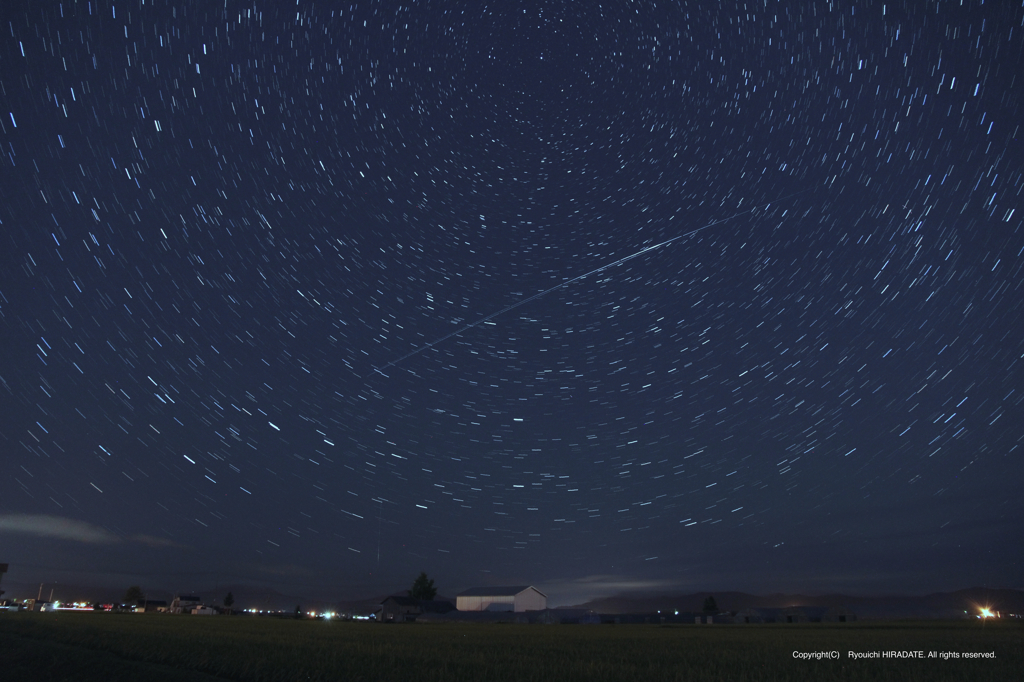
[{"xmin": 457, "ymin": 586, "xmax": 546, "ymax": 597}]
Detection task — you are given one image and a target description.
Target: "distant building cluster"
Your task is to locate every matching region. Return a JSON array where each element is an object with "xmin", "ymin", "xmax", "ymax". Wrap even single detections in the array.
[
  {"xmin": 733, "ymin": 606, "xmax": 857, "ymax": 624},
  {"xmin": 2, "ymin": 564, "xmax": 1016, "ymax": 623},
  {"xmin": 169, "ymin": 595, "xmax": 215, "ymax": 615},
  {"xmin": 371, "ymin": 588, "xmax": 868, "ymax": 625},
  {"xmin": 375, "ymin": 586, "xmax": 548, "ymax": 622}
]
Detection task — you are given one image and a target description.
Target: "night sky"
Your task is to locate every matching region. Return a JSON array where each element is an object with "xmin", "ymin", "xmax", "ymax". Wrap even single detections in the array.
[{"xmin": 1, "ymin": 0, "xmax": 1022, "ymax": 606}]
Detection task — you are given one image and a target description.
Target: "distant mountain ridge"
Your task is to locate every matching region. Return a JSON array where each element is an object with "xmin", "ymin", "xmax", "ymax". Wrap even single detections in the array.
[{"xmin": 564, "ymin": 587, "xmax": 1024, "ymax": 619}]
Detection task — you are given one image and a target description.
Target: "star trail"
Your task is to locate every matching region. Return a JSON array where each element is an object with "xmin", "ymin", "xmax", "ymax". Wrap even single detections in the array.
[{"xmin": 1, "ymin": 0, "xmax": 1021, "ymax": 602}]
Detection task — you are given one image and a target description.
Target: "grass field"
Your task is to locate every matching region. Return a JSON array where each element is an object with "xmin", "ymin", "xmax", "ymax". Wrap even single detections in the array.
[{"xmin": 1, "ymin": 612, "xmax": 1018, "ymax": 681}]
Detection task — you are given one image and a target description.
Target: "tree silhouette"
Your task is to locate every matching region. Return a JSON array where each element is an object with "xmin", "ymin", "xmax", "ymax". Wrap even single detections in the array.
[
  {"xmin": 410, "ymin": 572, "xmax": 437, "ymax": 600},
  {"xmin": 124, "ymin": 585, "xmax": 145, "ymax": 605},
  {"xmin": 702, "ymin": 596, "xmax": 718, "ymax": 614},
  {"xmin": 224, "ymin": 591, "xmax": 235, "ymax": 615}
]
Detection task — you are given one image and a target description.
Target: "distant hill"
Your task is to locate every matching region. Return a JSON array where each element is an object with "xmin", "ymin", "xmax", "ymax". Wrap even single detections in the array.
[{"xmin": 564, "ymin": 587, "xmax": 1024, "ymax": 620}]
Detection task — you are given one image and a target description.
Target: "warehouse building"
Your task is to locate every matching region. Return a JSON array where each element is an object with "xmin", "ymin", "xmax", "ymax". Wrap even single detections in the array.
[{"xmin": 456, "ymin": 586, "xmax": 547, "ymax": 612}]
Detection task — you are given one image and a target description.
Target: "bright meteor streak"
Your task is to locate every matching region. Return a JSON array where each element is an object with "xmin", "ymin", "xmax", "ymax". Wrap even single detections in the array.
[{"xmin": 373, "ymin": 188, "xmax": 812, "ymax": 375}]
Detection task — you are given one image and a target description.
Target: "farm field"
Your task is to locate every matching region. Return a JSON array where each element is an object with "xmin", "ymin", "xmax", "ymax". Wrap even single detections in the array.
[{"xmin": 1, "ymin": 612, "xmax": 1018, "ymax": 682}]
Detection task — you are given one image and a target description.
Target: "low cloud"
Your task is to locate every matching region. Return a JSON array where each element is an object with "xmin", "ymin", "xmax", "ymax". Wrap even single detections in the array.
[
  {"xmin": 559, "ymin": 574, "xmax": 689, "ymax": 592},
  {"xmin": 542, "ymin": 574, "xmax": 693, "ymax": 606},
  {"xmin": 132, "ymin": 534, "xmax": 188, "ymax": 549},
  {"xmin": 0, "ymin": 515, "xmax": 185, "ymax": 549},
  {"xmin": 569, "ymin": 573, "xmax": 688, "ymax": 589},
  {"xmin": 0, "ymin": 514, "xmax": 120, "ymax": 544}
]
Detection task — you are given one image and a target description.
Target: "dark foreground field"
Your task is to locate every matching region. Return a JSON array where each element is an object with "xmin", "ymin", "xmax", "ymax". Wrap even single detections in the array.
[{"xmin": 1, "ymin": 613, "xmax": 1018, "ymax": 681}]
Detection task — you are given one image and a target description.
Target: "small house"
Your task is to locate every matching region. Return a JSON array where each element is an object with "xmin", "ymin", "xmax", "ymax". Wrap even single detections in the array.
[
  {"xmin": 170, "ymin": 595, "xmax": 201, "ymax": 614},
  {"xmin": 780, "ymin": 607, "xmax": 810, "ymax": 623},
  {"xmin": 136, "ymin": 600, "xmax": 168, "ymax": 613},
  {"xmin": 779, "ymin": 606, "xmax": 829, "ymax": 623},
  {"xmin": 378, "ymin": 596, "xmax": 421, "ymax": 622},
  {"xmin": 736, "ymin": 608, "xmax": 782, "ymax": 624},
  {"xmin": 824, "ymin": 606, "xmax": 857, "ymax": 622}
]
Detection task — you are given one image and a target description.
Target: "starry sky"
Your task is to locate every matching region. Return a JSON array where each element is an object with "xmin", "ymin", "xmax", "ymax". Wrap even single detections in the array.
[{"xmin": 1, "ymin": 0, "xmax": 1022, "ymax": 605}]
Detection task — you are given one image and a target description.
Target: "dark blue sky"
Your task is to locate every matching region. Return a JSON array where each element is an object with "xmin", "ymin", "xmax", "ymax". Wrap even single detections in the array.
[{"xmin": 1, "ymin": 0, "xmax": 1021, "ymax": 605}]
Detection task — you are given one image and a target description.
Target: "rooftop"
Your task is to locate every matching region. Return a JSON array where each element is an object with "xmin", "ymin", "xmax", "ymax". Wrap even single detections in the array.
[{"xmin": 457, "ymin": 586, "xmax": 546, "ymax": 597}]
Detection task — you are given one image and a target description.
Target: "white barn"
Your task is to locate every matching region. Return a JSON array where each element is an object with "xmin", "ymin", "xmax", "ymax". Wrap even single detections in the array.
[{"xmin": 456, "ymin": 586, "xmax": 547, "ymax": 612}]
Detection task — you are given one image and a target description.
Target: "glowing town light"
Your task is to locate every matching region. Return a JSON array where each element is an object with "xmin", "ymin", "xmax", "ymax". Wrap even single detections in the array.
[{"xmin": 980, "ymin": 607, "xmax": 994, "ymax": 619}]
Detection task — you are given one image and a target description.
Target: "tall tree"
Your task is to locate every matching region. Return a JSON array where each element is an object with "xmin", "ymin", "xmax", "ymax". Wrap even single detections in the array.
[
  {"xmin": 224, "ymin": 591, "xmax": 235, "ymax": 615},
  {"xmin": 410, "ymin": 572, "xmax": 437, "ymax": 600},
  {"xmin": 702, "ymin": 596, "xmax": 718, "ymax": 614},
  {"xmin": 124, "ymin": 585, "xmax": 145, "ymax": 605}
]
